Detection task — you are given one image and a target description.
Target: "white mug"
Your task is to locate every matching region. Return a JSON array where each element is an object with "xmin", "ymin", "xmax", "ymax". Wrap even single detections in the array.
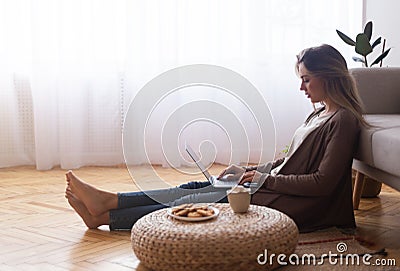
[{"xmin": 227, "ymin": 186, "xmax": 251, "ymax": 213}]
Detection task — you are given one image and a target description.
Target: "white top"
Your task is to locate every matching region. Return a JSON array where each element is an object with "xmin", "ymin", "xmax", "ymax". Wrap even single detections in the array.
[{"xmin": 270, "ymin": 111, "xmax": 334, "ymax": 176}]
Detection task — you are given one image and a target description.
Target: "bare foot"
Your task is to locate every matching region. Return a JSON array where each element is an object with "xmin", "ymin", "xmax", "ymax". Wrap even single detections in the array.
[
  {"xmin": 66, "ymin": 189, "xmax": 109, "ymax": 229},
  {"xmin": 66, "ymin": 170, "xmax": 118, "ymax": 216}
]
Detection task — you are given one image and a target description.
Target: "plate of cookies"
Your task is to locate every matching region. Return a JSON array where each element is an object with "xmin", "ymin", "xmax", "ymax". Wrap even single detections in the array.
[{"xmin": 167, "ymin": 203, "xmax": 219, "ymax": 222}]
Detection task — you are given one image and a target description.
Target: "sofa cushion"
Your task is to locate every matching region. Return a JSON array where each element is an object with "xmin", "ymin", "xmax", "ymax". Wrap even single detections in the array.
[
  {"xmin": 365, "ymin": 114, "xmax": 400, "ymax": 127},
  {"xmin": 355, "ymin": 114, "xmax": 400, "ymax": 167},
  {"xmin": 372, "ymin": 127, "xmax": 400, "ymax": 177}
]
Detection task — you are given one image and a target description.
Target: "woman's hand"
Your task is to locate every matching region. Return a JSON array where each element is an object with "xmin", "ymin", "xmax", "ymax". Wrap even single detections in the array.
[
  {"xmin": 239, "ymin": 170, "xmax": 263, "ymax": 185},
  {"xmin": 217, "ymin": 164, "xmax": 245, "ymax": 181}
]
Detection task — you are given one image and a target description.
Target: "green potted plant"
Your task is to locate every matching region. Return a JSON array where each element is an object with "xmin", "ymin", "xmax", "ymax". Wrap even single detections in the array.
[
  {"xmin": 336, "ymin": 21, "xmax": 391, "ymax": 67},
  {"xmin": 338, "ymin": 21, "xmax": 390, "ymax": 197}
]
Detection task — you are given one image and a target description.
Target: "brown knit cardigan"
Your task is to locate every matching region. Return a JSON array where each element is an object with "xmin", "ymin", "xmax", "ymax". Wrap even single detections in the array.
[{"xmin": 249, "ymin": 107, "xmax": 360, "ymax": 233}]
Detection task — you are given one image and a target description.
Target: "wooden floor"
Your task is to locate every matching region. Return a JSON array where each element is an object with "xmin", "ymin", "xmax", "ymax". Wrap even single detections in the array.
[{"xmin": 0, "ymin": 165, "xmax": 399, "ymax": 270}]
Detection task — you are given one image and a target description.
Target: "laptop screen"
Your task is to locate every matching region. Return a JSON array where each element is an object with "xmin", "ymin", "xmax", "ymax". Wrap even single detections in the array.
[{"xmin": 185, "ymin": 145, "xmax": 212, "ymax": 180}]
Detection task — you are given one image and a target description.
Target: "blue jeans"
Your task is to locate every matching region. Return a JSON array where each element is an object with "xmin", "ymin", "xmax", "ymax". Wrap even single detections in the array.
[{"xmin": 109, "ymin": 181, "xmax": 229, "ymax": 230}]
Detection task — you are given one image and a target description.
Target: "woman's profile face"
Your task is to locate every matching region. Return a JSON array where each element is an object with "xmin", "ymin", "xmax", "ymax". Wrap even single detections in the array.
[{"xmin": 298, "ymin": 63, "xmax": 326, "ymax": 104}]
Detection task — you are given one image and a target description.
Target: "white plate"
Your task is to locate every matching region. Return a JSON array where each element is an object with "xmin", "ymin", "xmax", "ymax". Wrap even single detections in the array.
[{"xmin": 167, "ymin": 206, "xmax": 220, "ymax": 222}]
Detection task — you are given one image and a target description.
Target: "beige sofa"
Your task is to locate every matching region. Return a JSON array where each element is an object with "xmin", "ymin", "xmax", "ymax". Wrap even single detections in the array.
[
  {"xmin": 350, "ymin": 67, "xmax": 400, "ymax": 209},
  {"xmin": 350, "ymin": 68, "xmax": 400, "ymax": 209}
]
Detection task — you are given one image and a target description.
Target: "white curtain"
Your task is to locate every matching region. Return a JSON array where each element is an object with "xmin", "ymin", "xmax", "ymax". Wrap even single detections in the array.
[{"xmin": 0, "ymin": 0, "xmax": 362, "ymax": 170}]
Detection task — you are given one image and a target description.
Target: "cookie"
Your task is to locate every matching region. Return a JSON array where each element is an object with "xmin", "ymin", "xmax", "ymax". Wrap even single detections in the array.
[
  {"xmin": 174, "ymin": 209, "xmax": 191, "ymax": 216},
  {"xmin": 187, "ymin": 211, "xmax": 203, "ymax": 218},
  {"xmin": 172, "ymin": 203, "xmax": 192, "ymax": 213},
  {"xmin": 196, "ymin": 209, "xmax": 214, "ymax": 217}
]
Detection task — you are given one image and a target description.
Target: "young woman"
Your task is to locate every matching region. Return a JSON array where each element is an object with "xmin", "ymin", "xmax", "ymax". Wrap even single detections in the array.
[{"xmin": 66, "ymin": 44, "xmax": 365, "ymax": 233}]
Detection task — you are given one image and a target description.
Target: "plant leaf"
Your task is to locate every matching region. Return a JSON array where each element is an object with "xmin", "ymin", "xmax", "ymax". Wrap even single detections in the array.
[
  {"xmin": 352, "ymin": 56, "xmax": 365, "ymax": 63},
  {"xmin": 355, "ymin": 33, "xmax": 372, "ymax": 56},
  {"xmin": 364, "ymin": 21, "xmax": 373, "ymax": 41},
  {"xmin": 336, "ymin": 30, "xmax": 356, "ymax": 46},
  {"xmin": 371, "ymin": 37, "xmax": 381, "ymax": 49},
  {"xmin": 371, "ymin": 48, "xmax": 391, "ymax": 66}
]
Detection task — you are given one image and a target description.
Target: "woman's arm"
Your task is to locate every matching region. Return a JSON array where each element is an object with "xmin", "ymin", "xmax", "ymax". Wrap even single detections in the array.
[{"xmin": 243, "ymin": 158, "xmax": 285, "ymax": 173}]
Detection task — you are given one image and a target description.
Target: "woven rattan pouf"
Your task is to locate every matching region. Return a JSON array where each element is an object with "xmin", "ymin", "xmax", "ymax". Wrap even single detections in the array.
[{"xmin": 131, "ymin": 203, "xmax": 298, "ymax": 271}]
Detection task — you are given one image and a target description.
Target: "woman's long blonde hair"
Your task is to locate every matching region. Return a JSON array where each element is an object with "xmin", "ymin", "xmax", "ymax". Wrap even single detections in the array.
[{"xmin": 296, "ymin": 44, "xmax": 369, "ymax": 127}]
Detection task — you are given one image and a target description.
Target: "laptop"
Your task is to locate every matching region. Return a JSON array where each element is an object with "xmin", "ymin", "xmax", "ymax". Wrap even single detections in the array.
[{"xmin": 185, "ymin": 145, "xmax": 243, "ymax": 188}]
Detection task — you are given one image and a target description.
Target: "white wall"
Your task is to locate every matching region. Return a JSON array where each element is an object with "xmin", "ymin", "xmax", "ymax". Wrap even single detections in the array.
[{"xmin": 364, "ymin": 0, "xmax": 400, "ymax": 67}]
